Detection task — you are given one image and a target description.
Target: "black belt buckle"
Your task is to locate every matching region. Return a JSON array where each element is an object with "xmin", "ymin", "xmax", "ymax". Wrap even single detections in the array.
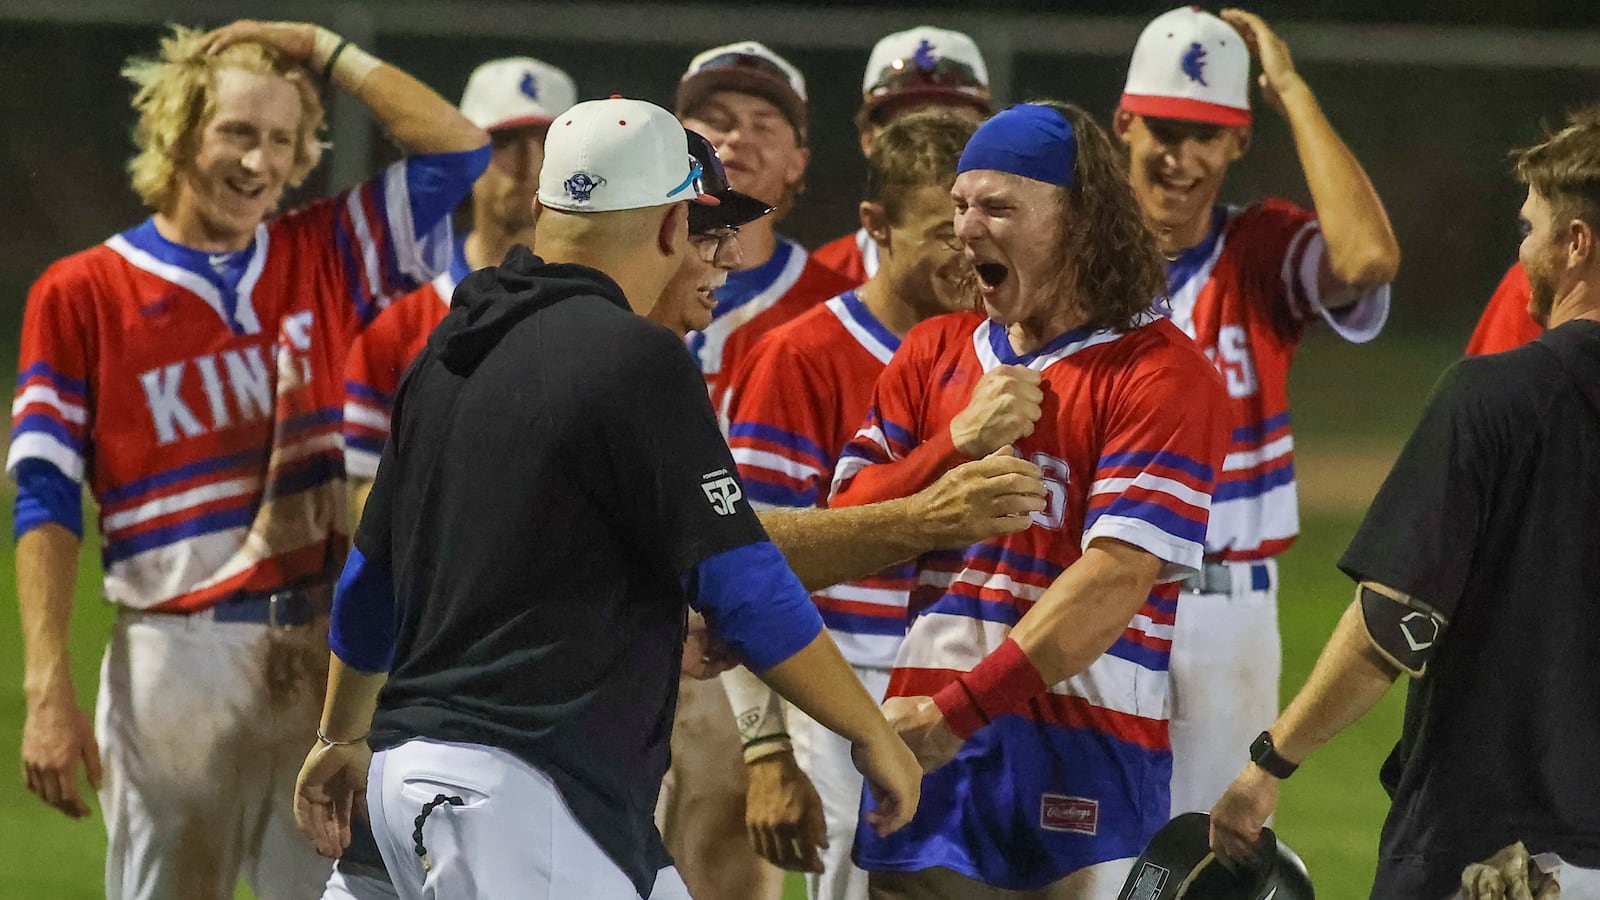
[{"xmin": 267, "ymin": 590, "xmax": 313, "ymax": 629}]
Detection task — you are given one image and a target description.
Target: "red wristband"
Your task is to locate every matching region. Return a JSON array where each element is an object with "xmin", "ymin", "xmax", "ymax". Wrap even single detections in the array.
[
  {"xmin": 932, "ymin": 679, "xmax": 989, "ymax": 740},
  {"xmin": 932, "ymin": 638, "xmax": 1049, "ymax": 740}
]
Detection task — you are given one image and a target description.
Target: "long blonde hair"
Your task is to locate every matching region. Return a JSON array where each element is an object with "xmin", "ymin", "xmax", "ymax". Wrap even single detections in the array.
[{"xmin": 123, "ymin": 25, "xmax": 326, "ymax": 212}]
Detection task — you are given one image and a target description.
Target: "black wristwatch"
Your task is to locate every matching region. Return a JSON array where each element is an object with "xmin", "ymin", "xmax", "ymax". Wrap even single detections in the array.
[{"xmin": 1249, "ymin": 730, "xmax": 1299, "ymax": 780}]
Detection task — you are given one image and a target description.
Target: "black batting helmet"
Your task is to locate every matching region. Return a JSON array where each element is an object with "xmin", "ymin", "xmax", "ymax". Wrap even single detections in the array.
[
  {"xmin": 684, "ymin": 128, "xmax": 772, "ymax": 236},
  {"xmin": 1117, "ymin": 813, "xmax": 1314, "ymax": 900}
]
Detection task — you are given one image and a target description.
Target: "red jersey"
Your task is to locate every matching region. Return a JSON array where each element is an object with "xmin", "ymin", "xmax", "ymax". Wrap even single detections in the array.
[
  {"xmin": 725, "ymin": 290, "xmax": 909, "ymax": 667},
  {"xmin": 1465, "ymin": 262, "xmax": 1542, "ymax": 355},
  {"xmin": 811, "ymin": 227, "xmax": 876, "ymax": 287},
  {"xmin": 685, "ymin": 237, "xmax": 855, "ymax": 429},
  {"xmin": 835, "ymin": 312, "xmax": 1229, "ymax": 886},
  {"xmin": 343, "ymin": 241, "xmax": 472, "ymax": 479},
  {"xmin": 1165, "ymin": 201, "xmax": 1389, "ymax": 560},
  {"xmin": 7, "ymin": 160, "xmax": 464, "ymax": 612}
]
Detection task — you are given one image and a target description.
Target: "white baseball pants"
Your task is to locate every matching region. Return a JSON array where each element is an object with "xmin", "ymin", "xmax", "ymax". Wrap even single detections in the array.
[
  {"xmin": 1167, "ymin": 559, "xmax": 1282, "ymax": 817},
  {"xmin": 370, "ymin": 738, "xmax": 693, "ymax": 899}
]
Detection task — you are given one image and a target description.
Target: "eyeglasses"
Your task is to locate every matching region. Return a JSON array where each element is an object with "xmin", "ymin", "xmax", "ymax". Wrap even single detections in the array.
[
  {"xmin": 866, "ymin": 55, "xmax": 986, "ymax": 99},
  {"xmin": 691, "ymin": 226, "xmax": 739, "ymax": 262},
  {"xmin": 693, "ymin": 52, "xmax": 795, "ymax": 89}
]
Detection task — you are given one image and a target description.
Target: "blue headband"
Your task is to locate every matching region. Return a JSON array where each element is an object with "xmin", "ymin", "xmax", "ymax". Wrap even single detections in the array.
[{"xmin": 956, "ymin": 103, "xmax": 1077, "ymax": 187}]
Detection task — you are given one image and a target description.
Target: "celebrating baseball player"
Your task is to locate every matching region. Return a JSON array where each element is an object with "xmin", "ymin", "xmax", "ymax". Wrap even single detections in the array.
[
  {"xmin": 813, "ymin": 26, "xmax": 993, "ymax": 285},
  {"xmin": 722, "ymin": 110, "xmax": 979, "ymax": 900},
  {"xmin": 830, "ymin": 101, "xmax": 1231, "ymax": 898},
  {"xmin": 1111, "ymin": 6, "xmax": 1400, "ymax": 817},
  {"xmin": 9, "ymin": 18, "xmax": 486, "ymax": 899},
  {"xmin": 344, "ymin": 56, "xmax": 577, "ymax": 511}
]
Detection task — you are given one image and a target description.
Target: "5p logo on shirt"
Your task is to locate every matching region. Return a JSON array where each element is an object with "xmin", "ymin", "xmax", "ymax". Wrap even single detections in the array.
[{"xmin": 700, "ymin": 469, "xmax": 744, "ymax": 515}]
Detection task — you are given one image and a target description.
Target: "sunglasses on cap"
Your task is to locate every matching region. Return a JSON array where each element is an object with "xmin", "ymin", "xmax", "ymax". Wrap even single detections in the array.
[
  {"xmin": 867, "ymin": 55, "xmax": 985, "ymax": 99},
  {"xmin": 693, "ymin": 51, "xmax": 793, "ymax": 86}
]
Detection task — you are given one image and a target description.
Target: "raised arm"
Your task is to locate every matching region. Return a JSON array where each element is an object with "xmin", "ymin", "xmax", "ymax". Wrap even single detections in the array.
[
  {"xmin": 203, "ymin": 20, "xmax": 488, "ymax": 155},
  {"xmin": 1221, "ymin": 8, "xmax": 1400, "ymax": 299}
]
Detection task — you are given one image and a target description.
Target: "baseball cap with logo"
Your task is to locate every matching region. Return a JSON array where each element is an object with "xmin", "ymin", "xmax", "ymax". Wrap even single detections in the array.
[
  {"xmin": 538, "ymin": 98, "xmax": 717, "ymax": 213},
  {"xmin": 861, "ymin": 26, "xmax": 992, "ymax": 120},
  {"xmin": 676, "ymin": 41, "xmax": 809, "ymax": 142},
  {"xmin": 1120, "ymin": 6, "xmax": 1252, "ymax": 127},
  {"xmin": 460, "ymin": 57, "xmax": 579, "ymax": 132}
]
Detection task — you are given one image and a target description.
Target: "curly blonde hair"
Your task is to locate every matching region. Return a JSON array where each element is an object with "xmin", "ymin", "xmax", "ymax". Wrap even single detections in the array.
[{"xmin": 123, "ymin": 25, "xmax": 326, "ymax": 213}]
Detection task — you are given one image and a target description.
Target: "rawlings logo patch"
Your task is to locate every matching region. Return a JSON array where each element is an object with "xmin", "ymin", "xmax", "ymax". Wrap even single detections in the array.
[{"xmin": 1040, "ymin": 794, "xmax": 1098, "ymax": 835}]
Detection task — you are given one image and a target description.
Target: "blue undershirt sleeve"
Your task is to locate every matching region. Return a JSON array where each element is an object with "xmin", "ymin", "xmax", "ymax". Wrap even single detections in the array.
[
  {"xmin": 329, "ymin": 546, "xmax": 398, "ymax": 673},
  {"xmin": 13, "ymin": 458, "xmax": 82, "ymax": 540},
  {"xmin": 687, "ymin": 541, "xmax": 824, "ymax": 672},
  {"xmin": 403, "ymin": 146, "xmax": 492, "ymax": 241}
]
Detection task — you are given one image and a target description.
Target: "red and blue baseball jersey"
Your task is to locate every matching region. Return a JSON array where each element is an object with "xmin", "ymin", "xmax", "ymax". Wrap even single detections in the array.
[
  {"xmin": 725, "ymin": 290, "xmax": 911, "ymax": 668},
  {"xmin": 836, "ymin": 312, "xmax": 1228, "ymax": 889},
  {"xmin": 811, "ymin": 227, "xmax": 877, "ymax": 287},
  {"xmin": 8, "ymin": 160, "xmax": 461, "ymax": 613},
  {"xmin": 343, "ymin": 236, "xmax": 473, "ymax": 479},
  {"xmin": 1165, "ymin": 201, "xmax": 1389, "ymax": 561},
  {"xmin": 686, "ymin": 236, "xmax": 856, "ymax": 431},
  {"xmin": 1465, "ymin": 261, "xmax": 1541, "ymax": 356}
]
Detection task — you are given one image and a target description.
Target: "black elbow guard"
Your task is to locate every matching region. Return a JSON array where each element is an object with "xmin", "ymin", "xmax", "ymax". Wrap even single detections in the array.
[{"xmin": 1359, "ymin": 583, "xmax": 1447, "ymax": 677}]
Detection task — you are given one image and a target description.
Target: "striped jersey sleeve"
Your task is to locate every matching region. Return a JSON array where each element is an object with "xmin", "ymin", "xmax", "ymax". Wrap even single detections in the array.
[
  {"xmin": 1084, "ymin": 364, "xmax": 1228, "ymax": 582},
  {"xmin": 725, "ymin": 337, "xmax": 834, "ymax": 509},
  {"xmin": 9, "ymin": 265, "xmax": 93, "ymax": 483}
]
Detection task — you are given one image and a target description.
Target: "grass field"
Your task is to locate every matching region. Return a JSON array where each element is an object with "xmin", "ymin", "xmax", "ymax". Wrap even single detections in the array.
[{"xmin": 0, "ymin": 329, "xmax": 1460, "ymax": 899}]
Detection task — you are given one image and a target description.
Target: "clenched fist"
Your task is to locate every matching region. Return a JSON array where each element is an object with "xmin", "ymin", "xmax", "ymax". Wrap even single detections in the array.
[{"xmin": 949, "ymin": 365, "xmax": 1044, "ymax": 457}]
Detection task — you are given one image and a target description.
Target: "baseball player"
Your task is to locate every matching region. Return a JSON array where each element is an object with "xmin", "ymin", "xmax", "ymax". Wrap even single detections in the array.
[
  {"xmin": 676, "ymin": 41, "xmax": 857, "ymax": 428},
  {"xmin": 667, "ymin": 39, "xmax": 855, "ymax": 900},
  {"xmin": 1210, "ymin": 110, "xmax": 1600, "ymax": 898},
  {"xmin": 812, "ymin": 26, "xmax": 993, "ymax": 286},
  {"xmin": 1467, "ymin": 263, "xmax": 1543, "ymax": 355},
  {"xmin": 343, "ymin": 56, "xmax": 576, "ymax": 511},
  {"xmin": 9, "ymin": 19, "xmax": 486, "ymax": 899},
  {"xmin": 1111, "ymin": 6, "xmax": 1400, "ymax": 817},
  {"xmin": 721, "ymin": 111, "xmax": 978, "ymax": 900},
  {"xmin": 291, "ymin": 97, "xmax": 924, "ymax": 899},
  {"xmin": 830, "ymin": 101, "xmax": 1231, "ymax": 898}
]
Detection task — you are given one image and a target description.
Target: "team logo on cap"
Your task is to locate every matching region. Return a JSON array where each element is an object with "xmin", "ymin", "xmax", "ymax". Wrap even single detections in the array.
[
  {"xmin": 520, "ymin": 72, "xmax": 539, "ymax": 100},
  {"xmin": 1181, "ymin": 42, "xmax": 1208, "ymax": 85},
  {"xmin": 564, "ymin": 172, "xmax": 605, "ymax": 203},
  {"xmin": 912, "ymin": 38, "xmax": 939, "ymax": 71}
]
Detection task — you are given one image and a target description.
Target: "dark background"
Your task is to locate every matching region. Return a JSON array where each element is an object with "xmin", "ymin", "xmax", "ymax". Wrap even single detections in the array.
[{"xmin": 3, "ymin": 2, "xmax": 1597, "ymax": 343}]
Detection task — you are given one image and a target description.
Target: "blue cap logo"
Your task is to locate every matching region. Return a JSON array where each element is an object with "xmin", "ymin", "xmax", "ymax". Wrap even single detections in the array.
[
  {"xmin": 520, "ymin": 72, "xmax": 540, "ymax": 100},
  {"xmin": 912, "ymin": 38, "xmax": 939, "ymax": 72},
  {"xmin": 1181, "ymin": 42, "xmax": 1208, "ymax": 86},
  {"xmin": 564, "ymin": 173, "xmax": 605, "ymax": 202}
]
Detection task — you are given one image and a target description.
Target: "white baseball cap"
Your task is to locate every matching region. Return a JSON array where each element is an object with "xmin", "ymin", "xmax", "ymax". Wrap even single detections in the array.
[
  {"xmin": 538, "ymin": 98, "xmax": 713, "ymax": 213},
  {"xmin": 861, "ymin": 26, "xmax": 991, "ymax": 118},
  {"xmin": 1120, "ymin": 7, "xmax": 1252, "ymax": 127},
  {"xmin": 676, "ymin": 41, "xmax": 809, "ymax": 141},
  {"xmin": 460, "ymin": 57, "xmax": 578, "ymax": 132}
]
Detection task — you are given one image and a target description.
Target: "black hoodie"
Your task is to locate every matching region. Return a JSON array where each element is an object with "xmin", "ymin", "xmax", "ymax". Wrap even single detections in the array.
[
  {"xmin": 1339, "ymin": 319, "xmax": 1600, "ymax": 900},
  {"xmin": 361, "ymin": 246, "xmax": 767, "ymax": 894}
]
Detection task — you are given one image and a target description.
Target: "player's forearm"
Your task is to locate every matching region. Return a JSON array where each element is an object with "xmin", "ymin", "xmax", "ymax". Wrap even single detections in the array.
[
  {"xmin": 720, "ymin": 664, "xmax": 790, "ymax": 762},
  {"xmin": 830, "ymin": 430, "xmax": 965, "ymax": 509},
  {"xmin": 1277, "ymin": 80, "xmax": 1400, "ymax": 292},
  {"xmin": 761, "ymin": 499, "xmax": 929, "ymax": 591},
  {"xmin": 1266, "ymin": 599, "xmax": 1400, "ymax": 764},
  {"xmin": 322, "ymin": 35, "xmax": 487, "ymax": 155},
  {"xmin": 757, "ymin": 631, "xmax": 894, "ymax": 748},
  {"xmin": 319, "ymin": 655, "xmax": 388, "ymax": 743},
  {"xmin": 1007, "ymin": 540, "xmax": 1161, "ymax": 686},
  {"xmin": 17, "ymin": 525, "xmax": 82, "ymax": 706}
]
